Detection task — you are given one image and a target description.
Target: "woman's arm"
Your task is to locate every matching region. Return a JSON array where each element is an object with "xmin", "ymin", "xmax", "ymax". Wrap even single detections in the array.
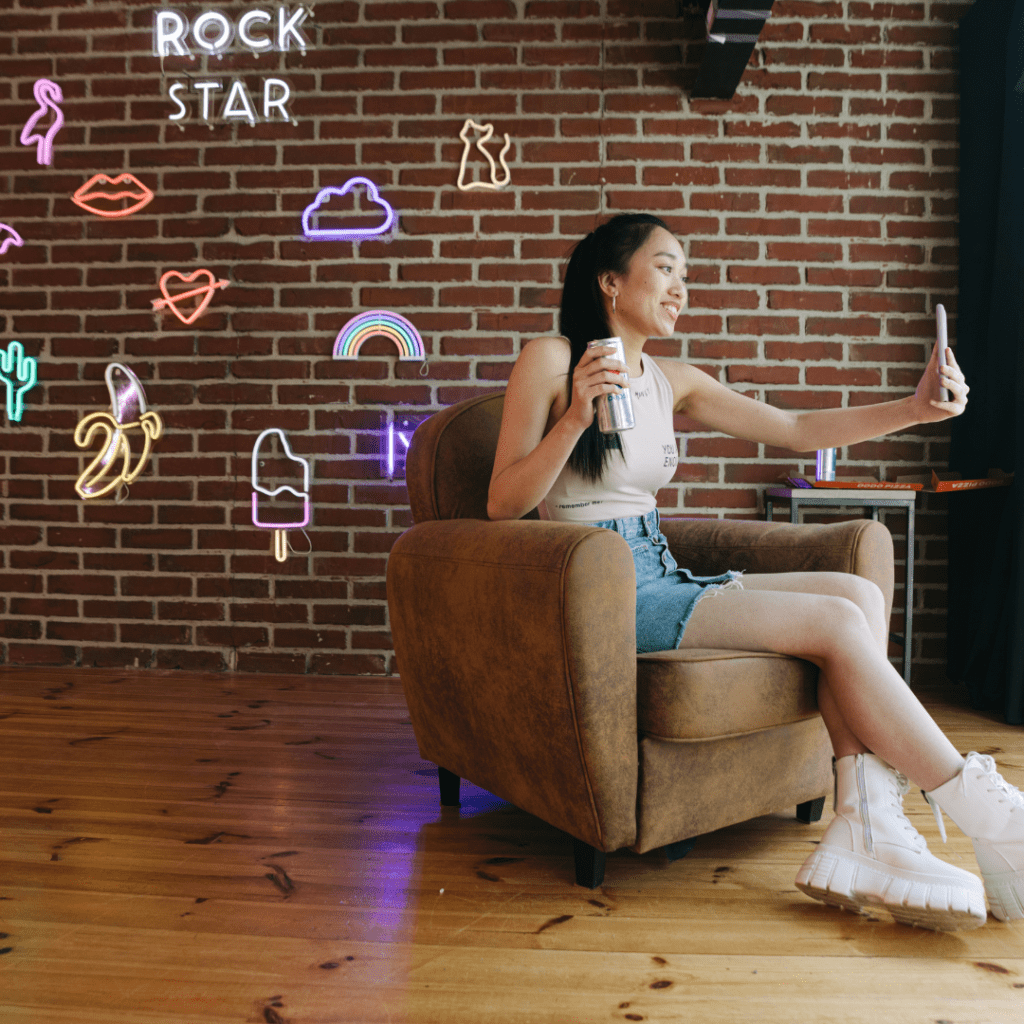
[
  {"xmin": 660, "ymin": 342, "xmax": 968, "ymax": 453},
  {"xmin": 487, "ymin": 337, "xmax": 627, "ymax": 520}
]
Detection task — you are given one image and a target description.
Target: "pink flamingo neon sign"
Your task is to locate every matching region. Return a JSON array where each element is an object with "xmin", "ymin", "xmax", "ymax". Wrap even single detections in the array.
[{"xmin": 20, "ymin": 79, "xmax": 64, "ymax": 166}]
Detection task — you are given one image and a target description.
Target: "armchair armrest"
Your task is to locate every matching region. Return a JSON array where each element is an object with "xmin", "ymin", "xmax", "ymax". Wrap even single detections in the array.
[
  {"xmin": 387, "ymin": 518, "xmax": 639, "ymax": 852},
  {"xmin": 660, "ymin": 517, "xmax": 895, "ymax": 622}
]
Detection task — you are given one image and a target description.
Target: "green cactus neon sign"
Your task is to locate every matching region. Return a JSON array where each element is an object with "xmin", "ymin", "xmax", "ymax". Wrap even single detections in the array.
[{"xmin": 0, "ymin": 341, "xmax": 39, "ymax": 422}]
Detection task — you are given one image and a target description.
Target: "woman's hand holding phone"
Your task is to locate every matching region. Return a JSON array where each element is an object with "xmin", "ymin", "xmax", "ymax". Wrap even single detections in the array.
[{"xmin": 914, "ymin": 304, "xmax": 968, "ymax": 420}]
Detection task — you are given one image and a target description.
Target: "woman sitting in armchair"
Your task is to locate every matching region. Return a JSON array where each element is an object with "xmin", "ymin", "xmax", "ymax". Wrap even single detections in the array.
[{"xmin": 487, "ymin": 212, "xmax": 1023, "ymax": 932}]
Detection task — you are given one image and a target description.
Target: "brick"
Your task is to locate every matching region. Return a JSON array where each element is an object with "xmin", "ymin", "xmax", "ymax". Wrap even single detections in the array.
[
  {"xmin": 769, "ymin": 290, "xmax": 844, "ymax": 312},
  {"xmin": 727, "ymin": 316, "xmax": 801, "ymax": 337},
  {"xmin": 727, "ymin": 366, "xmax": 800, "ymax": 385},
  {"xmin": 806, "ymin": 367, "xmax": 883, "ymax": 386}
]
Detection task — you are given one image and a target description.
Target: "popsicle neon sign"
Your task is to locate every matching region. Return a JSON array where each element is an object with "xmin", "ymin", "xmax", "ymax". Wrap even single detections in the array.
[
  {"xmin": 155, "ymin": 7, "xmax": 311, "ymax": 125},
  {"xmin": 74, "ymin": 363, "xmax": 164, "ymax": 501},
  {"xmin": 0, "ymin": 341, "xmax": 38, "ymax": 423},
  {"xmin": 333, "ymin": 311, "xmax": 424, "ymax": 361},
  {"xmin": 251, "ymin": 428, "xmax": 311, "ymax": 562},
  {"xmin": 302, "ymin": 178, "xmax": 395, "ymax": 241}
]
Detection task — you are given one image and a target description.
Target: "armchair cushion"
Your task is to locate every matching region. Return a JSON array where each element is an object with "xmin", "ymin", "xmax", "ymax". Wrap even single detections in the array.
[{"xmin": 637, "ymin": 649, "xmax": 820, "ymax": 740}]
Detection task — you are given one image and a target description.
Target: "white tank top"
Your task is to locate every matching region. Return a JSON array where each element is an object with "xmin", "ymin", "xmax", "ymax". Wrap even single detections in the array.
[{"xmin": 542, "ymin": 356, "xmax": 679, "ymax": 522}]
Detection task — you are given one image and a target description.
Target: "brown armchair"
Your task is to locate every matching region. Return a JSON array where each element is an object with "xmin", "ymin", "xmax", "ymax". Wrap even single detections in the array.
[{"xmin": 386, "ymin": 392, "xmax": 896, "ymax": 887}]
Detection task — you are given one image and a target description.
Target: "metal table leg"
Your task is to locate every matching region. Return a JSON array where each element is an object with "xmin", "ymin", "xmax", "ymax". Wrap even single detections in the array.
[{"xmin": 903, "ymin": 502, "xmax": 914, "ymax": 687}]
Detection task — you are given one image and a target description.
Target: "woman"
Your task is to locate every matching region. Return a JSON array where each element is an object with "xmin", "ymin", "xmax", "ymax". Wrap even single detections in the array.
[{"xmin": 488, "ymin": 213, "xmax": 1024, "ymax": 932}]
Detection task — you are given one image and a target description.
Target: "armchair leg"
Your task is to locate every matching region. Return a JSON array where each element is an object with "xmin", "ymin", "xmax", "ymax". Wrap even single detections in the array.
[
  {"xmin": 796, "ymin": 797, "xmax": 826, "ymax": 824},
  {"xmin": 438, "ymin": 766, "xmax": 461, "ymax": 807},
  {"xmin": 572, "ymin": 837, "xmax": 606, "ymax": 889},
  {"xmin": 665, "ymin": 837, "xmax": 697, "ymax": 862}
]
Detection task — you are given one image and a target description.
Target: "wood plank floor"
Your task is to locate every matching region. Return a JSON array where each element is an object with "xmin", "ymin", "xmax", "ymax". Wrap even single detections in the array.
[{"xmin": 2, "ymin": 667, "xmax": 1023, "ymax": 1024}]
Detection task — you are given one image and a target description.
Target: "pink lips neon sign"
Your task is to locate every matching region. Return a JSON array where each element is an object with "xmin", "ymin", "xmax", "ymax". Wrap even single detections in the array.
[{"xmin": 71, "ymin": 174, "xmax": 155, "ymax": 219}]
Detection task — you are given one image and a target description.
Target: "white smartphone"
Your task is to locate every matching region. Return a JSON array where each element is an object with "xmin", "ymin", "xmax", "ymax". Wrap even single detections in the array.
[{"xmin": 935, "ymin": 303, "xmax": 949, "ymax": 402}]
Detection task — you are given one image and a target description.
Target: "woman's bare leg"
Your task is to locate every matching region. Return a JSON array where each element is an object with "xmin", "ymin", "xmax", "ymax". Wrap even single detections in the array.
[
  {"xmin": 738, "ymin": 573, "xmax": 884, "ymax": 761},
  {"xmin": 678, "ymin": 579, "xmax": 964, "ymax": 791}
]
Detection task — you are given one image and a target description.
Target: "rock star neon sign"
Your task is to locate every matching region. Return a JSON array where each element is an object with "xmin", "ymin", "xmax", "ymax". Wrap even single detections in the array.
[{"xmin": 154, "ymin": 6, "xmax": 312, "ymax": 126}]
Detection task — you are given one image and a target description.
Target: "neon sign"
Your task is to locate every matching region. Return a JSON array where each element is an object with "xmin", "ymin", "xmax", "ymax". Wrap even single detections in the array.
[
  {"xmin": 251, "ymin": 428, "xmax": 311, "ymax": 562},
  {"xmin": 167, "ymin": 78, "xmax": 291, "ymax": 125},
  {"xmin": 379, "ymin": 413, "xmax": 429, "ymax": 480},
  {"xmin": 20, "ymin": 79, "xmax": 64, "ymax": 166},
  {"xmin": 154, "ymin": 7, "xmax": 311, "ymax": 57},
  {"xmin": 0, "ymin": 341, "xmax": 38, "ymax": 423},
  {"xmin": 302, "ymin": 178, "xmax": 395, "ymax": 241},
  {"xmin": 333, "ymin": 311, "xmax": 424, "ymax": 362},
  {"xmin": 0, "ymin": 224, "xmax": 25, "ymax": 256},
  {"xmin": 457, "ymin": 119, "xmax": 511, "ymax": 191},
  {"xmin": 151, "ymin": 269, "xmax": 230, "ymax": 325},
  {"xmin": 71, "ymin": 174, "xmax": 155, "ymax": 219},
  {"xmin": 155, "ymin": 7, "xmax": 310, "ymax": 125},
  {"xmin": 74, "ymin": 363, "xmax": 163, "ymax": 501}
]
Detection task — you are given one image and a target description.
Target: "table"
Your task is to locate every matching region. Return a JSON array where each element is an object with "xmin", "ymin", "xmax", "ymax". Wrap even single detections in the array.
[{"xmin": 765, "ymin": 487, "xmax": 917, "ymax": 686}]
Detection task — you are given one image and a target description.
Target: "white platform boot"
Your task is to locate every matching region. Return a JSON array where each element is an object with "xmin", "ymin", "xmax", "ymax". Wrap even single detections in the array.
[
  {"xmin": 925, "ymin": 751, "xmax": 1024, "ymax": 922},
  {"xmin": 796, "ymin": 753, "xmax": 987, "ymax": 931}
]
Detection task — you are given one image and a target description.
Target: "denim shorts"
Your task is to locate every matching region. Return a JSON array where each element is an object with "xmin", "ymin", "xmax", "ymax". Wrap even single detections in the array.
[{"xmin": 590, "ymin": 509, "xmax": 744, "ymax": 654}]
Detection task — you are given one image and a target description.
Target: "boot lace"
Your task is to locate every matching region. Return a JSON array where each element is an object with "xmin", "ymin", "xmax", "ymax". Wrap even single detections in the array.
[
  {"xmin": 889, "ymin": 769, "xmax": 926, "ymax": 849},
  {"xmin": 967, "ymin": 752, "xmax": 1024, "ymax": 811},
  {"xmin": 924, "ymin": 752, "xmax": 1024, "ymax": 843}
]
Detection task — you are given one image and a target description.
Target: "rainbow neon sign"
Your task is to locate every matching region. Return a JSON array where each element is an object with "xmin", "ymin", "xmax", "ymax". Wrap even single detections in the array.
[
  {"xmin": 302, "ymin": 178, "xmax": 395, "ymax": 241},
  {"xmin": 333, "ymin": 311, "xmax": 424, "ymax": 362}
]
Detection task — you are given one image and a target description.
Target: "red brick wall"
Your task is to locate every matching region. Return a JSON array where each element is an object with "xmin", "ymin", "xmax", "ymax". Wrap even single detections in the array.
[{"xmin": 0, "ymin": 0, "xmax": 968, "ymax": 682}]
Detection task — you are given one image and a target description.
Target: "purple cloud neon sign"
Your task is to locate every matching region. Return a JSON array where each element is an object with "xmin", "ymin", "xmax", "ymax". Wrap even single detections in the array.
[
  {"xmin": 301, "ymin": 177, "xmax": 396, "ymax": 241},
  {"xmin": 20, "ymin": 79, "xmax": 64, "ymax": 166}
]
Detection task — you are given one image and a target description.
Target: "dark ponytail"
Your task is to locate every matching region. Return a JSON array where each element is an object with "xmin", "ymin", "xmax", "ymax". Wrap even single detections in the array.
[{"xmin": 559, "ymin": 213, "xmax": 671, "ymax": 482}]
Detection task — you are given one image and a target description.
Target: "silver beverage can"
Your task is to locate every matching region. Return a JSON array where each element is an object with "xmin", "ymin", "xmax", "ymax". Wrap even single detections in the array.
[
  {"xmin": 588, "ymin": 337, "xmax": 635, "ymax": 433},
  {"xmin": 816, "ymin": 448, "xmax": 836, "ymax": 481}
]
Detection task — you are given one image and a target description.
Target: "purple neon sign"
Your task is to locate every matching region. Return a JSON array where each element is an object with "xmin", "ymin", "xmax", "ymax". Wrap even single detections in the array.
[{"xmin": 301, "ymin": 177, "xmax": 396, "ymax": 241}]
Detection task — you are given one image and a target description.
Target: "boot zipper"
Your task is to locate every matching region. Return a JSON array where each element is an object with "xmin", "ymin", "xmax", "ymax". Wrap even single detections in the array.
[{"xmin": 857, "ymin": 754, "xmax": 873, "ymax": 853}]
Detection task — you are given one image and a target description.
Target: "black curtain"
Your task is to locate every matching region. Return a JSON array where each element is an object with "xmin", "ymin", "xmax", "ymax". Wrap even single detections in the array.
[{"xmin": 947, "ymin": 0, "xmax": 1024, "ymax": 722}]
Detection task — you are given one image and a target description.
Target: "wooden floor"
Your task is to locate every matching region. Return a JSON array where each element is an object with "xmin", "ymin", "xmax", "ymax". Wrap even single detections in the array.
[{"xmin": 2, "ymin": 668, "xmax": 1024, "ymax": 1024}]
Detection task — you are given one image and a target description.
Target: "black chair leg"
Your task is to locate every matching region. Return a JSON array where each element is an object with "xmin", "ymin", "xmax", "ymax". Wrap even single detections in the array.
[
  {"xmin": 665, "ymin": 837, "xmax": 697, "ymax": 862},
  {"xmin": 796, "ymin": 796, "xmax": 826, "ymax": 823},
  {"xmin": 438, "ymin": 766, "xmax": 461, "ymax": 807},
  {"xmin": 572, "ymin": 837, "xmax": 606, "ymax": 889}
]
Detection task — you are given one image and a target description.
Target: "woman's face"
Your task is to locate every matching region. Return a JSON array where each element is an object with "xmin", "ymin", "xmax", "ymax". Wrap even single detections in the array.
[{"xmin": 605, "ymin": 226, "xmax": 688, "ymax": 340}]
